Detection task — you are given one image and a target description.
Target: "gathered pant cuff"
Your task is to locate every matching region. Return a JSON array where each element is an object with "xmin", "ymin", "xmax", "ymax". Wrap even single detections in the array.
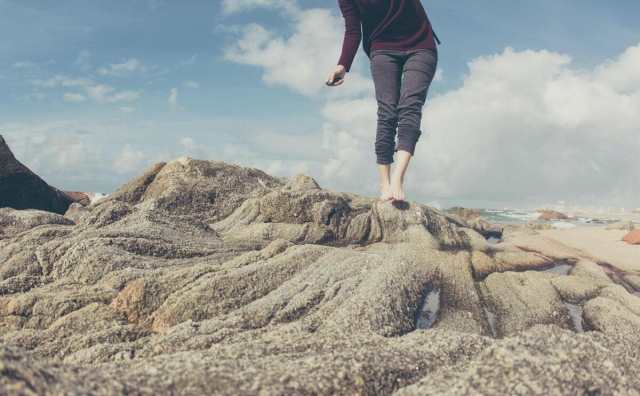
[
  {"xmin": 376, "ymin": 154, "xmax": 394, "ymax": 165},
  {"xmin": 375, "ymin": 141, "xmax": 396, "ymax": 164},
  {"xmin": 395, "ymin": 129, "xmax": 422, "ymax": 156},
  {"xmin": 395, "ymin": 141, "xmax": 417, "ymax": 156}
]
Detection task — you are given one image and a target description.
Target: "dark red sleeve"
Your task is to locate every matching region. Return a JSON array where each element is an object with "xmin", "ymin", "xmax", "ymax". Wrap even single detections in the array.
[{"xmin": 337, "ymin": 0, "xmax": 362, "ymax": 73}]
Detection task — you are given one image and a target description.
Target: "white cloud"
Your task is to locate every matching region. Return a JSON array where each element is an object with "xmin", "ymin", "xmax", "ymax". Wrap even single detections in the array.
[
  {"xmin": 183, "ymin": 81, "xmax": 199, "ymax": 89},
  {"xmin": 63, "ymin": 93, "xmax": 86, "ymax": 103},
  {"xmin": 34, "ymin": 76, "xmax": 141, "ymax": 104},
  {"xmin": 178, "ymin": 136, "xmax": 212, "ymax": 159},
  {"xmin": 34, "ymin": 75, "xmax": 92, "ymax": 88},
  {"xmin": 25, "ymin": 92, "xmax": 46, "ymax": 101},
  {"xmin": 221, "ymin": 0, "xmax": 299, "ymax": 15},
  {"xmin": 113, "ymin": 144, "xmax": 147, "ymax": 175},
  {"xmin": 168, "ymin": 87, "xmax": 180, "ymax": 111},
  {"xmin": 0, "ymin": 123, "xmax": 102, "ymax": 187},
  {"xmin": 1, "ymin": 120, "xmax": 168, "ymax": 191},
  {"xmin": 13, "ymin": 61, "xmax": 37, "ymax": 69},
  {"xmin": 433, "ymin": 68, "xmax": 444, "ymax": 82},
  {"xmin": 222, "ymin": 2, "xmax": 640, "ymax": 207},
  {"xmin": 594, "ymin": 44, "xmax": 640, "ymax": 94},
  {"xmin": 86, "ymin": 84, "xmax": 141, "ymax": 103},
  {"xmin": 320, "ymin": 46, "xmax": 640, "ymax": 206},
  {"xmin": 119, "ymin": 106, "xmax": 136, "ymax": 113},
  {"xmin": 222, "ymin": 9, "xmax": 371, "ymax": 97},
  {"xmin": 107, "ymin": 90, "xmax": 141, "ymax": 103},
  {"xmin": 0, "ymin": 118, "xmax": 326, "ymax": 193},
  {"xmin": 98, "ymin": 58, "xmax": 146, "ymax": 76},
  {"xmin": 179, "ymin": 137, "xmax": 196, "ymax": 151}
]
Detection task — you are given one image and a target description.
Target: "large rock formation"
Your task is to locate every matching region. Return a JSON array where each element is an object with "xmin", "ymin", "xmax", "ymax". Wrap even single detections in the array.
[
  {"xmin": 0, "ymin": 135, "xmax": 74, "ymax": 214},
  {"xmin": 1, "ymin": 157, "xmax": 639, "ymax": 395}
]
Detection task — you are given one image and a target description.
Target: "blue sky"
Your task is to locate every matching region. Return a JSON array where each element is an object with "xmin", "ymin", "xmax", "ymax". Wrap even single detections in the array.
[{"xmin": 1, "ymin": 0, "xmax": 639, "ymax": 209}]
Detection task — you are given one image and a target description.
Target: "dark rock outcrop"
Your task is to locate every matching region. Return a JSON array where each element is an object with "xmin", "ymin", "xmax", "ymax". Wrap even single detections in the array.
[
  {"xmin": 0, "ymin": 156, "xmax": 639, "ymax": 395},
  {"xmin": 0, "ymin": 135, "xmax": 73, "ymax": 214}
]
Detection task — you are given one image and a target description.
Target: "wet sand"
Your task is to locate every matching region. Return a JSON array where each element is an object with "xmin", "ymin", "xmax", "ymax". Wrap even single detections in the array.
[{"xmin": 540, "ymin": 227, "xmax": 640, "ymax": 273}]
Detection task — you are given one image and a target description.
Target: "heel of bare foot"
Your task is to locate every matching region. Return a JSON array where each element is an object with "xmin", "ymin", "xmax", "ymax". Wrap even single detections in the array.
[{"xmin": 389, "ymin": 178, "xmax": 405, "ymax": 202}]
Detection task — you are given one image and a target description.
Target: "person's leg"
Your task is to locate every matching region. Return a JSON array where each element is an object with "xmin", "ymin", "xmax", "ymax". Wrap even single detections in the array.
[
  {"xmin": 390, "ymin": 49, "xmax": 438, "ymax": 201},
  {"xmin": 378, "ymin": 164, "xmax": 392, "ymax": 200},
  {"xmin": 370, "ymin": 50, "xmax": 403, "ymax": 201}
]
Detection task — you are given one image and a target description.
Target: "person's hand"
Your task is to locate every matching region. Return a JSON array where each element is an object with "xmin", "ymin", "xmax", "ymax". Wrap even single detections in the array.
[{"xmin": 326, "ymin": 65, "xmax": 346, "ymax": 87}]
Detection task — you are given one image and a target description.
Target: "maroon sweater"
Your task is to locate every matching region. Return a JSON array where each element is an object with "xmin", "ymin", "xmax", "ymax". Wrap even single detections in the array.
[{"xmin": 337, "ymin": 0, "xmax": 437, "ymax": 72}]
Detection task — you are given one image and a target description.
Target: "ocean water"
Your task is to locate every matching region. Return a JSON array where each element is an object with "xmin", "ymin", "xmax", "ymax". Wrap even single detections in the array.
[
  {"xmin": 478, "ymin": 209, "xmax": 621, "ymax": 228},
  {"xmin": 480, "ymin": 209, "xmax": 540, "ymax": 224}
]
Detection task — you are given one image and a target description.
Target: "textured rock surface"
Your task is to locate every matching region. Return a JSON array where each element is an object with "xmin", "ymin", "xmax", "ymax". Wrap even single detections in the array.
[
  {"xmin": 0, "ymin": 208, "xmax": 74, "ymax": 240},
  {"xmin": 445, "ymin": 207, "xmax": 503, "ymax": 240},
  {"xmin": 396, "ymin": 326, "xmax": 640, "ymax": 396},
  {"xmin": 1, "ymin": 157, "xmax": 639, "ymax": 395},
  {"xmin": 63, "ymin": 203, "xmax": 89, "ymax": 223},
  {"xmin": 0, "ymin": 135, "xmax": 73, "ymax": 214}
]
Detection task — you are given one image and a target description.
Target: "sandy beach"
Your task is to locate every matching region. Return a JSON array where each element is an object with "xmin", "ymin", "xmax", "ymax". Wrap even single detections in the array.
[{"xmin": 539, "ymin": 227, "xmax": 639, "ymax": 273}]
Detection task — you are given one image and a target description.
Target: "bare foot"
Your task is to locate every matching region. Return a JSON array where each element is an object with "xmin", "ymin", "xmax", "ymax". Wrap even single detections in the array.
[
  {"xmin": 389, "ymin": 175, "xmax": 405, "ymax": 202},
  {"xmin": 380, "ymin": 184, "xmax": 393, "ymax": 201}
]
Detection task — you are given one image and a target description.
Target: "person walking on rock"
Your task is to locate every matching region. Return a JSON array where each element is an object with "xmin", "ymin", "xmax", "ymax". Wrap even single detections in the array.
[{"xmin": 327, "ymin": 0, "xmax": 439, "ymax": 202}]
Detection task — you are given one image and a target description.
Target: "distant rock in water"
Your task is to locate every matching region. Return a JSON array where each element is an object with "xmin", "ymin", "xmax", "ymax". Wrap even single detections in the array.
[
  {"xmin": 0, "ymin": 134, "xmax": 73, "ymax": 214},
  {"xmin": 0, "ymin": 156, "xmax": 639, "ymax": 395},
  {"xmin": 623, "ymin": 229, "xmax": 640, "ymax": 245},
  {"xmin": 537, "ymin": 209, "xmax": 569, "ymax": 221},
  {"xmin": 62, "ymin": 191, "xmax": 91, "ymax": 207},
  {"xmin": 446, "ymin": 206, "xmax": 481, "ymax": 222}
]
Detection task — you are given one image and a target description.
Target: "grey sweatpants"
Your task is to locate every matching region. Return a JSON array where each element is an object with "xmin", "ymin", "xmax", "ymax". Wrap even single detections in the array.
[{"xmin": 369, "ymin": 48, "xmax": 438, "ymax": 165}]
